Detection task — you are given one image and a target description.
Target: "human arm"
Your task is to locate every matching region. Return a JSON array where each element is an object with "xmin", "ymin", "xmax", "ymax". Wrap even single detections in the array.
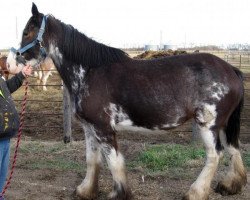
[{"xmin": 6, "ymin": 65, "xmax": 33, "ymax": 93}]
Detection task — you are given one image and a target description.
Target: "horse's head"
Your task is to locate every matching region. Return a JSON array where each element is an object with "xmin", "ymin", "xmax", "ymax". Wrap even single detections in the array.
[{"xmin": 7, "ymin": 3, "xmax": 48, "ymax": 74}]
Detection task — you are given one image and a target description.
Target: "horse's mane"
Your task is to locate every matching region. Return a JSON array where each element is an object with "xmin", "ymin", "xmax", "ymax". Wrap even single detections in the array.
[{"xmin": 49, "ymin": 16, "xmax": 129, "ymax": 67}]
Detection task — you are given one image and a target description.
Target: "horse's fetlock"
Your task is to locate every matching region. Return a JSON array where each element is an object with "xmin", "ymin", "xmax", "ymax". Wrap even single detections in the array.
[{"xmin": 108, "ymin": 182, "xmax": 132, "ymax": 200}]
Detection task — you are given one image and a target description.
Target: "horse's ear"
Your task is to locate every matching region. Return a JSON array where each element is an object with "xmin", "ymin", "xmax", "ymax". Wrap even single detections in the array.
[{"xmin": 32, "ymin": 2, "xmax": 39, "ymax": 16}]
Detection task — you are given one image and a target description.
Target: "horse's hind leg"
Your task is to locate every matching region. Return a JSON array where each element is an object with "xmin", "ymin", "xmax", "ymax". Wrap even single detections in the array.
[
  {"xmin": 41, "ymin": 71, "xmax": 51, "ymax": 91},
  {"xmin": 216, "ymin": 130, "xmax": 247, "ymax": 195},
  {"xmin": 77, "ymin": 123, "xmax": 102, "ymax": 199},
  {"xmin": 36, "ymin": 71, "xmax": 43, "ymax": 90},
  {"xmin": 101, "ymin": 132, "xmax": 131, "ymax": 200},
  {"xmin": 183, "ymin": 105, "xmax": 220, "ymax": 200}
]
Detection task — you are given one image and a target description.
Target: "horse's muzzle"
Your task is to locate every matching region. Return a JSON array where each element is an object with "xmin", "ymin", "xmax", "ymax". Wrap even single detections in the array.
[{"xmin": 16, "ymin": 55, "xmax": 27, "ymax": 65}]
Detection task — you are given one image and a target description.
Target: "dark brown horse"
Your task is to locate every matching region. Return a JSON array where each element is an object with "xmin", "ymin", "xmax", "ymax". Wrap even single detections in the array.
[
  {"xmin": 0, "ymin": 56, "xmax": 9, "ymax": 80},
  {"xmin": 7, "ymin": 3, "xmax": 247, "ymax": 200}
]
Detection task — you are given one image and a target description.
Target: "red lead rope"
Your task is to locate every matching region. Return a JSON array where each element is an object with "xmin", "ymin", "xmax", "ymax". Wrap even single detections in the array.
[{"xmin": 0, "ymin": 80, "xmax": 29, "ymax": 199}]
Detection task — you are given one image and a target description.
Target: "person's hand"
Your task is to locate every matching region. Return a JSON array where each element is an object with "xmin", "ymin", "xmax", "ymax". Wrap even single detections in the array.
[{"xmin": 22, "ymin": 65, "xmax": 33, "ymax": 77}]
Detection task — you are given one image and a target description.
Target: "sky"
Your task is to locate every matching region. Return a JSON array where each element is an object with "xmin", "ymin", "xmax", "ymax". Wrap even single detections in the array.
[{"xmin": 0, "ymin": 0, "xmax": 250, "ymax": 49}]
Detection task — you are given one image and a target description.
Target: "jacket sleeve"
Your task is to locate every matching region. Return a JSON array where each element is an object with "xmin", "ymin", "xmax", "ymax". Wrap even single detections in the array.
[{"xmin": 6, "ymin": 72, "xmax": 26, "ymax": 93}]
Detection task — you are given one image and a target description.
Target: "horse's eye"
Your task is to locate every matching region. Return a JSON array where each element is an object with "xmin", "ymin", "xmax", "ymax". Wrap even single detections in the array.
[{"xmin": 23, "ymin": 31, "xmax": 28, "ymax": 37}]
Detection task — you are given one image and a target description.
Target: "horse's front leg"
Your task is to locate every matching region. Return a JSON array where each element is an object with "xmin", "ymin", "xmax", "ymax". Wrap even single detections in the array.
[{"xmin": 77, "ymin": 123, "xmax": 102, "ymax": 199}]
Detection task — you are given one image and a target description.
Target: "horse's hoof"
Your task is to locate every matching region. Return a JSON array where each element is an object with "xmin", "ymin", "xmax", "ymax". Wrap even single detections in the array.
[
  {"xmin": 63, "ymin": 135, "xmax": 71, "ymax": 143},
  {"xmin": 108, "ymin": 189, "xmax": 132, "ymax": 200},
  {"xmin": 215, "ymin": 180, "xmax": 243, "ymax": 195},
  {"xmin": 182, "ymin": 188, "xmax": 209, "ymax": 200},
  {"xmin": 182, "ymin": 194, "xmax": 190, "ymax": 200},
  {"xmin": 76, "ymin": 185, "xmax": 98, "ymax": 200},
  {"xmin": 215, "ymin": 170, "xmax": 247, "ymax": 196},
  {"xmin": 182, "ymin": 194, "xmax": 209, "ymax": 200}
]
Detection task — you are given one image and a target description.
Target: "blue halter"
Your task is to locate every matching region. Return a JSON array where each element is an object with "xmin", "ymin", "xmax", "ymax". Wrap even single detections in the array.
[{"xmin": 11, "ymin": 15, "xmax": 48, "ymax": 59}]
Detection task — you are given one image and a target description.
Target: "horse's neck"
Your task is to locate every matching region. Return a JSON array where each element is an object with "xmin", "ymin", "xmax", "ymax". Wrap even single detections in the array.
[{"xmin": 50, "ymin": 55, "xmax": 87, "ymax": 96}]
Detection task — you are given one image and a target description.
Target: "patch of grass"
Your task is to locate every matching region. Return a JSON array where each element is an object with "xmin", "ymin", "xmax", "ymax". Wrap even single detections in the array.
[
  {"xmin": 23, "ymin": 157, "xmax": 84, "ymax": 172},
  {"xmin": 11, "ymin": 140, "xmax": 85, "ymax": 173},
  {"xmin": 243, "ymin": 152, "xmax": 250, "ymax": 169},
  {"xmin": 16, "ymin": 141, "xmax": 67, "ymax": 154},
  {"xmin": 134, "ymin": 144, "xmax": 205, "ymax": 172}
]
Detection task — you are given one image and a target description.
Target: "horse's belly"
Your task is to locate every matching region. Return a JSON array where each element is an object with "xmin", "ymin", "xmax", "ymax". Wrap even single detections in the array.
[
  {"xmin": 112, "ymin": 118, "xmax": 182, "ymax": 132},
  {"xmin": 108, "ymin": 103, "xmax": 187, "ymax": 132}
]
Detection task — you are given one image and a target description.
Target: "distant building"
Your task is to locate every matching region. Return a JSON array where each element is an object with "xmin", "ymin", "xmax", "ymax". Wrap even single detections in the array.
[
  {"xmin": 163, "ymin": 45, "xmax": 177, "ymax": 50},
  {"xmin": 144, "ymin": 45, "xmax": 159, "ymax": 51}
]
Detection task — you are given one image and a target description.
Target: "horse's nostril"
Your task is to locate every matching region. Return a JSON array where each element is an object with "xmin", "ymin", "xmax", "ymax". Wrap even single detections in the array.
[{"xmin": 6, "ymin": 63, "xmax": 10, "ymax": 69}]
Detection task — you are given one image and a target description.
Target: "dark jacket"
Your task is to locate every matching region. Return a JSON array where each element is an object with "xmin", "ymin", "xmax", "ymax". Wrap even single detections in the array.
[{"xmin": 0, "ymin": 72, "xmax": 25, "ymax": 140}]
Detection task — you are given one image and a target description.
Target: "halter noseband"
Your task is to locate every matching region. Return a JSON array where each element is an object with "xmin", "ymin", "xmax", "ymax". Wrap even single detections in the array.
[{"xmin": 10, "ymin": 15, "xmax": 48, "ymax": 64}]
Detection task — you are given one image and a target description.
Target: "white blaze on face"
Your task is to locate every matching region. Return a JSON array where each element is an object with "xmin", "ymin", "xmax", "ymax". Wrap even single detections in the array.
[
  {"xmin": 6, "ymin": 51, "xmax": 40, "ymax": 74},
  {"xmin": 6, "ymin": 51, "xmax": 24, "ymax": 74}
]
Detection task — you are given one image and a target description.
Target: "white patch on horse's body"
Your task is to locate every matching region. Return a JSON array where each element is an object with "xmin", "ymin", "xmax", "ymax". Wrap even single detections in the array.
[
  {"xmin": 196, "ymin": 103, "xmax": 217, "ymax": 125},
  {"xmin": 72, "ymin": 80, "xmax": 79, "ymax": 92},
  {"xmin": 82, "ymin": 122, "xmax": 102, "ymax": 156},
  {"xmin": 104, "ymin": 103, "xmax": 165, "ymax": 133},
  {"xmin": 108, "ymin": 103, "xmax": 132, "ymax": 127},
  {"xmin": 72, "ymin": 65, "xmax": 89, "ymax": 96},
  {"xmin": 207, "ymin": 82, "xmax": 229, "ymax": 101},
  {"xmin": 115, "ymin": 124, "xmax": 158, "ymax": 133},
  {"xmin": 107, "ymin": 103, "xmax": 154, "ymax": 132},
  {"xmin": 79, "ymin": 65, "xmax": 85, "ymax": 81},
  {"xmin": 162, "ymin": 122, "xmax": 179, "ymax": 129},
  {"xmin": 48, "ymin": 43, "xmax": 63, "ymax": 65},
  {"xmin": 77, "ymin": 94, "xmax": 84, "ymax": 112},
  {"xmin": 107, "ymin": 103, "xmax": 184, "ymax": 132}
]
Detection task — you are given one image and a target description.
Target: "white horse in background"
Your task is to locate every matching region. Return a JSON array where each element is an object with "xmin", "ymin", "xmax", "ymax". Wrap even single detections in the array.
[{"xmin": 34, "ymin": 57, "xmax": 55, "ymax": 91}]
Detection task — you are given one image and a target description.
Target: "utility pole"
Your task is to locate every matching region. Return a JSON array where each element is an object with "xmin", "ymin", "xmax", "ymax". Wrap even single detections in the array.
[
  {"xmin": 160, "ymin": 30, "xmax": 163, "ymax": 50},
  {"xmin": 16, "ymin": 16, "xmax": 18, "ymax": 40}
]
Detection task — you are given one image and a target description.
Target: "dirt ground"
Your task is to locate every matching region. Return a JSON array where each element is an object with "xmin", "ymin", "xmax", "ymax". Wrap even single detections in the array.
[{"xmin": 2, "ymin": 131, "xmax": 250, "ymax": 200}]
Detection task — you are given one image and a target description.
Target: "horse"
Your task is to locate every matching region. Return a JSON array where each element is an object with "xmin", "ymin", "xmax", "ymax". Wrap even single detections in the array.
[
  {"xmin": 34, "ymin": 57, "xmax": 55, "ymax": 91},
  {"xmin": 7, "ymin": 3, "xmax": 247, "ymax": 200},
  {"xmin": 0, "ymin": 56, "xmax": 9, "ymax": 80}
]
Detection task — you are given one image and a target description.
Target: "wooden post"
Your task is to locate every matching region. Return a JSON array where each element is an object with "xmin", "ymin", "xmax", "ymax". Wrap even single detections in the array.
[
  {"xmin": 239, "ymin": 55, "xmax": 242, "ymax": 69},
  {"xmin": 192, "ymin": 120, "xmax": 201, "ymax": 143},
  {"xmin": 63, "ymin": 84, "xmax": 72, "ymax": 143}
]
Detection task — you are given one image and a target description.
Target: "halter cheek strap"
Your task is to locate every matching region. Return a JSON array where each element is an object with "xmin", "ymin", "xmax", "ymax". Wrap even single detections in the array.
[{"xmin": 10, "ymin": 15, "xmax": 48, "ymax": 59}]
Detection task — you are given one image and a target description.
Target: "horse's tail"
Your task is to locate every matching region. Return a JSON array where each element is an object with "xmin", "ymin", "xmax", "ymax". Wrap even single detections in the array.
[
  {"xmin": 233, "ymin": 66, "xmax": 244, "ymax": 81},
  {"xmin": 225, "ymin": 67, "xmax": 244, "ymax": 148}
]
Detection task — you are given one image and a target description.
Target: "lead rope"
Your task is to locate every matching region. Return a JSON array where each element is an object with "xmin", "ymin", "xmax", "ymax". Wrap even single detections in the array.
[{"xmin": 0, "ymin": 80, "xmax": 29, "ymax": 199}]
